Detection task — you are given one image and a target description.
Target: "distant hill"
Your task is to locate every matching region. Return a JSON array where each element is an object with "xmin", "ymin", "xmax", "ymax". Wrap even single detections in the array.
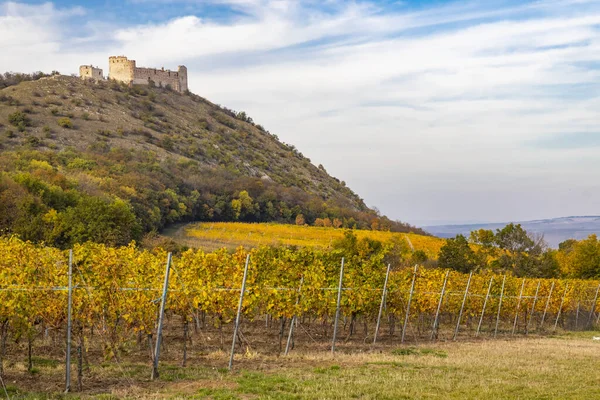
[
  {"xmin": 425, "ymin": 216, "xmax": 600, "ymax": 248},
  {"xmin": 0, "ymin": 74, "xmax": 425, "ymax": 248}
]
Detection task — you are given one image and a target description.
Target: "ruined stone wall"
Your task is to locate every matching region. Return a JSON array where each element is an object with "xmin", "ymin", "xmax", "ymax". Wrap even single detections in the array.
[
  {"xmin": 132, "ymin": 67, "xmax": 183, "ymax": 91},
  {"xmin": 79, "ymin": 65, "xmax": 104, "ymax": 80},
  {"xmin": 108, "ymin": 56, "xmax": 188, "ymax": 93}
]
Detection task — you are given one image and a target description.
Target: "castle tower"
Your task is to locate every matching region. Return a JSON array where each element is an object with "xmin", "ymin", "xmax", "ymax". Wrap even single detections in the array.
[
  {"xmin": 108, "ymin": 56, "xmax": 136, "ymax": 85},
  {"xmin": 178, "ymin": 66, "xmax": 188, "ymax": 93},
  {"xmin": 79, "ymin": 65, "xmax": 103, "ymax": 80}
]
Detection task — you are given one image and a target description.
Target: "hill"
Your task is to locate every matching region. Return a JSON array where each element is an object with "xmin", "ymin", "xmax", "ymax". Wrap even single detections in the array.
[
  {"xmin": 425, "ymin": 216, "xmax": 600, "ymax": 248},
  {"xmin": 0, "ymin": 74, "xmax": 425, "ymax": 248}
]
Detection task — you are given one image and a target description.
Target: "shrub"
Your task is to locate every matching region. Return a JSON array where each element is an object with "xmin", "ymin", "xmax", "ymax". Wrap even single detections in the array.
[
  {"xmin": 57, "ymin": 117, "xmax": 73, "ymax": 129},
  {"xmin": 25, "ymin": 135, "xmax": 40, "ymax": 147},
  {"xmin": 8, "ymin": 111, "xmax": 29, "ymax": 127},
  {"xmin": 97, "ymin": 129, "xmax": 111, "ymax": 137}
]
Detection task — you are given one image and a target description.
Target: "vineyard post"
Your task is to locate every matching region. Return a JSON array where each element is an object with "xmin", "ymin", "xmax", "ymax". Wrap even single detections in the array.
[
  {"xmin": 575, "ymin": 302, "xmax": 580, "ymax": 329},
  {"xmin": 331, "ymin": 258, "xmax": 345, "ymax": 354},
  {"xmin": 511, "ymin": 279, "xmax": 526, "ymax": 336},
  {"xmin": 373, "ymin": 263, "xmax": 391, "ymax": 345},
  {"xmin": 494, "ymin": 275, "xmax": 507, "ymax": 337},
  {"xmin": 453, "ymin": 272, "xmax": 472, "ymax": 341},
  {"xmin": 151, "ymin": 252, "xmax": 172, "ymax": 380},
  {"xmin": 476, "ymin": 276, "xmax": 494, "ymax": 337},
  {"xmin": 430, "ymin": 270, "xmax": 449, "ymax": 341},
  {"xmin": 553, "ymin": 283, "xmax": 569, "ymax": 333},
  {"xmin": 285, "ymin": 276, "xmax": 304, "ymax": 356},
  {"xmin": 539, "ymin": 281, "xmax": 555, "ymax": 329},
  {"xmin": 229, "ymin": 254, "xmax": 250, "ymax": 370},
  {"xmin": 587, "ymin": 283, "xmax": 600, "ymax": 328},
  {"xmin": 401, "ymin": 265, "xmax": 418, "ymax": 344},
  {"xmin": 65, "ymin": 249, "xmax": 73, "ymax": 393},
  {"xmin": 525, "ymin": 281, "xmax": 541, "ymax": 335}
]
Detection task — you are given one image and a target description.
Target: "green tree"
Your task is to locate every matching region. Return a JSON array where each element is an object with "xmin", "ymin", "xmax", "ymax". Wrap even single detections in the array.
[
  {"xmin": 438, "ymin": 234, "xmax": 479, "ymax": 273},
  {"xmin": 492, "ymin": 223, "xmax": 554, "ymax": 277},
  {"xmin": 410, "ymin": 250, "xmax": 428, "ymax": 265},
  {"xmin": 62, "ymin": 197, "xmax": 141, "ymax": 246}
]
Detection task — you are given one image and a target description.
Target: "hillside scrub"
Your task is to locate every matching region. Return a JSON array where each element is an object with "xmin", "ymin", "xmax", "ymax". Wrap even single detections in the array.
[{"xmin": 0, "ymin": 74, "xmax": 426, "ymax": 248}]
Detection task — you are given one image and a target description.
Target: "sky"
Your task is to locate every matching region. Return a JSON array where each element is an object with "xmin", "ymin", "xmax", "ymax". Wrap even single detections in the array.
[{"xmin": 1, "ymin": 0, "xmax": 599, "ymax": 226}]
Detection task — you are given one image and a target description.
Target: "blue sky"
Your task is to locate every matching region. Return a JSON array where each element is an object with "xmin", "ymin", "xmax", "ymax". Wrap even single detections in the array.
[{"xmin": 1, "ymin": 0, "xmax": 600, "ymax": 225}]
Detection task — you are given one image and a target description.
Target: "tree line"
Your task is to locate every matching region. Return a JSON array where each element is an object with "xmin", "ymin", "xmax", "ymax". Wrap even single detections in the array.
[
  {"xmin": 437, "ymin": 223, "xmax": 600, "ymax": 279},
  {"xmin": 0, "ymin": 149, "xmax": 427, "ymax": 249}
]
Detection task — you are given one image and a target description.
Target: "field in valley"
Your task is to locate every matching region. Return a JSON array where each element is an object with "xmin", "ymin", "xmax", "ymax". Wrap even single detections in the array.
[{"xmin": 166, "ymin": 222, "xmax": 445, "ymax": 259}]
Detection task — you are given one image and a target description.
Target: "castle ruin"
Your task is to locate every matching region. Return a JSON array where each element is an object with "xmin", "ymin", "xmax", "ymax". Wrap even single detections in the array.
[
  {"xmin": 79, "ymin": 65, "xmax": 103, "ymax": 80},
  {"xmin": 79, "ymin": 56, "xmax": 188, "ymax": 93}
]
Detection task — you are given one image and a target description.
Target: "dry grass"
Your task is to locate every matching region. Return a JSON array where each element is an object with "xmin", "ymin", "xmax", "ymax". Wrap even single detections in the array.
[{"xmin": 4, "ymin": 333, "xmax": 600, "ymax": 399}]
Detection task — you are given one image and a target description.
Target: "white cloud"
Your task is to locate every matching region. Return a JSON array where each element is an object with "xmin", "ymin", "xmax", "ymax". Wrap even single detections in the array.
[{"xmin": 1, "ymin": 0, "xmax": 600, "ymax": 224}]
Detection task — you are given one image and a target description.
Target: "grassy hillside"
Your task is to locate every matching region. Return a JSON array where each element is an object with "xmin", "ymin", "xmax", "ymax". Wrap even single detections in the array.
[
  {"xmin": 168, "ymin": 222, "xmax": 444, "ymax": 258},
  {"xmin": 0, "ymin": 74, "xmax": 426, "ymax": 248}
]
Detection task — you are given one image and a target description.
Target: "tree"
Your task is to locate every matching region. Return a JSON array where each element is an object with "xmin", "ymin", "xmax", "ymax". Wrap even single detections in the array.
[
  {"xmin": 492, "ymin": 223, "xmax": 553, "ymax": 277},
  {"xmin": 410, "ymin": 250, "xmax": 428, "ymax": 265},
  {"xmin": 295, "ymin": 214, "xmax": 305, "ymax": 225},
  {"xmin": 231, "ymin": 190, "xmax": 256, "ymax": 221},
  {"xmin": 557, "ymin": 235, "xmax": 600, "ymax": 278},
  {"xmin": 438, "ymin": 234, "xmax": 480, "ymax": 273},
  {"xmin": 495, "ymin": 223, "xmax": 539, "ymax": 254},
  {"xmin": 62, "ymin": 197, "xmax": 141, "ymax": 247}
]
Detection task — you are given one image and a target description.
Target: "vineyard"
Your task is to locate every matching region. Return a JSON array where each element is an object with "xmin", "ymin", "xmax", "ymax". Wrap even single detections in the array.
[
  {"xmin": 1, "ymin": 236, "xmax": 599, "ymax": 391},
  {"xmin": 176, "ymin": 222, "xmax": 444, "ymax": 257}
]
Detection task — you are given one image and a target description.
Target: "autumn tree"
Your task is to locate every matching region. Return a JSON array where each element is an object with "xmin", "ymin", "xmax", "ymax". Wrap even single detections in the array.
[{"xmin": 557, "ymin": 235, "xmax": 600, "ymax": 278}]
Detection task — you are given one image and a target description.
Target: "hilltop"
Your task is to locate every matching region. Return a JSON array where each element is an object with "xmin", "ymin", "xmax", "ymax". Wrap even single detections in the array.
[{"xmin": 0, "ymin": 74, "xmax": 426, "ymax": 248}]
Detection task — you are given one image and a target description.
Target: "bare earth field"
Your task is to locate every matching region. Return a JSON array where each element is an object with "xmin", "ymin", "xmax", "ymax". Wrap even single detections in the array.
[{"xmin": 3, "ymin": 331, "xmax": 600, "ymax": 399}]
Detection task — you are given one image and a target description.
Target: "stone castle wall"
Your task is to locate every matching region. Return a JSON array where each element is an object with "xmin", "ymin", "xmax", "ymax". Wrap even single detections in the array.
[
  {"xmin": 79, "ymin": 65, "xmax": 103, "ymax": 81},
  {"xmin": 108, "ymin": 56, "xmax": 188, "ymax": 93}
]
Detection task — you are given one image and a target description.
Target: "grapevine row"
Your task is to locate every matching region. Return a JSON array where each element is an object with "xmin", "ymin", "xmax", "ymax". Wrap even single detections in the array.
[{"xmin": 1, "ymin": 236, "xmax": 597, "ymax": 351}]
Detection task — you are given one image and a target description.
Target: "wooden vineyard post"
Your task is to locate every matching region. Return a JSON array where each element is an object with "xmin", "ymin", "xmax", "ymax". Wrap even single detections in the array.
[
  {"xmin": 430, "ymin": 270, "xmax": 449, "ymax": 341},
  {"xmin": 511, "ymin": 279, "xmax": 526, "ymax": 336},
  {"xmin": 525, "ymin": 281, "xmax": 541, "ymax": 335},
  {"xmin": 229, "ymin": 254, "xmax": 250, "ymax": 370},
  {"xmin": 553, "ymin": 283, "xmax": 569, "ymax": 333},
  {"xmin": 401, "ymin": 265, "xmax": 418, "ymax": 344},
  {"xmin": 587, "ymin": 283, "xmax": 600, "ymax": 328},
  {"xmin": 494, "ymin": 275, "xmax": 507, "ymax": 337},
  {"xmin": 539, "ymin": 281, "xmax": 555, "ymax": 329},
  {"xmin": 373, "ymin": 264, "xmax": 392, "ymax": 345},
  {"xmin": 331, "ymin": 258, "xmax": 345, "ymax": 354},
  {"xmin": 151, "ymin": 252, "xmax": 172, "ymax": 380},
  {"xmin": 285, "ymin": 276, "xmax": 304, "ymax": 356},
  {"xmin": 476, "ymin": 277, "xmax": 494, "ymax": 337},
  {"xmin": 65, "ymin": 249, "xmax": 73, "ymax": 393},
  {"xmin": 453, "ymin": 272, "xmax": 472, "ymax": 341}
]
